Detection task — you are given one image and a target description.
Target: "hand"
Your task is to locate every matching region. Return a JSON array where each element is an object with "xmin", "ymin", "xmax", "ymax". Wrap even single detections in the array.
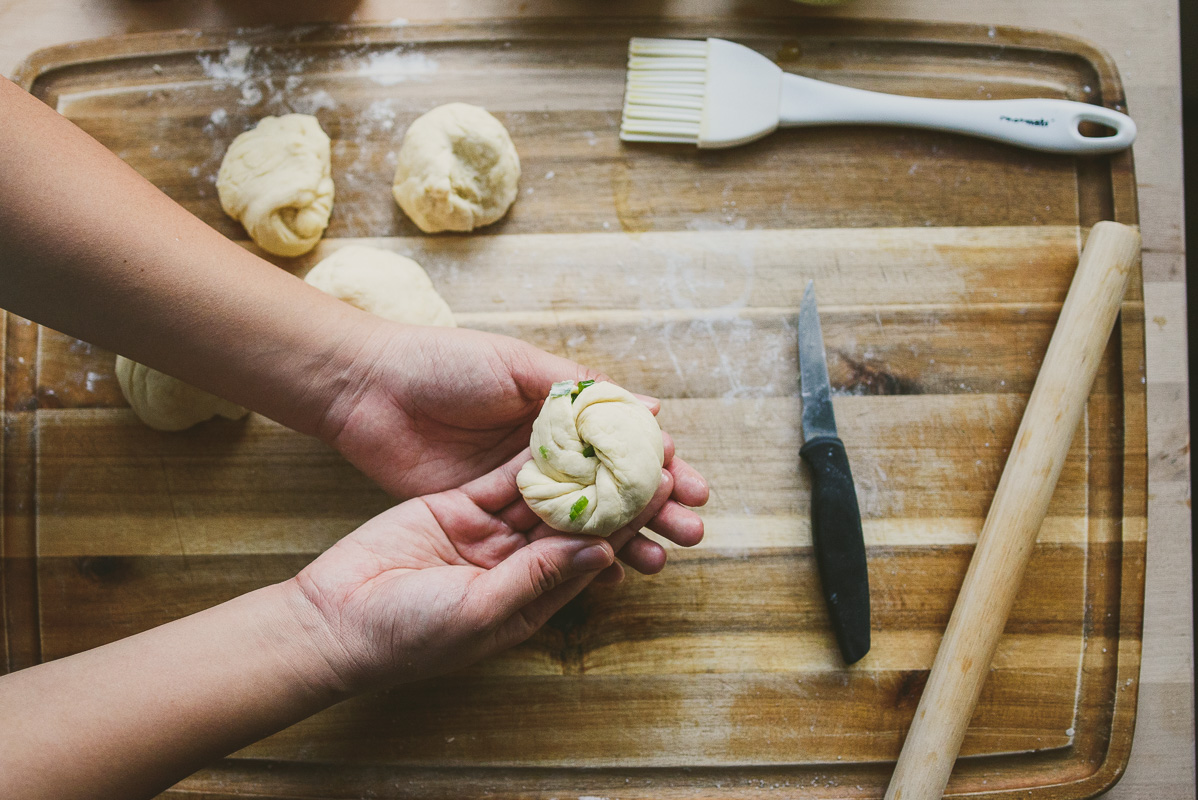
[
  {"xmin": 288, "ymin": 453, "xmax": 684, "ymax": 692},
  {"xmin": 320, "ymin": 324, "xmax": 708, "ymax": 575}
]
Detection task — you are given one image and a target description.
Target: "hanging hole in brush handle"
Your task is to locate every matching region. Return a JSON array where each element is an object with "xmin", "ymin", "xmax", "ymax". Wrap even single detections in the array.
[
  {"xmin": 1068, "ymin": 105, "xmax": 1138, "ymax": 151},
  {"xmin": 779, "ymin": 73, "xmax": 1137, "ymax": 155}
]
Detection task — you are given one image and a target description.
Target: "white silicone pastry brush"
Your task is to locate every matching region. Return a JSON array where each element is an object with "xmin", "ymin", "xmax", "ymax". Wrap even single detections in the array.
[{"xmin": 620, "ymin": 37, "xmax": 1136, "ymax": 154}]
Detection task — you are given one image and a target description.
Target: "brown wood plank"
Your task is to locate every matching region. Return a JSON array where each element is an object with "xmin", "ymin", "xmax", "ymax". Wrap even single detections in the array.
[
  {"xmin": 34, "ymin": 392, "xmax": 1120, "ymax": 557},
  {"xmin": 36, "ymin": 543, "xmax": 1094, "ymax": 765},
  {"xmin": 237, "ymin": 667, "xmax": 1083, "ymax": 766},
  {"xmin": 38, "ymin": 291, "xmax": 1138, "ymax": 410},
  {"xmin": 36, "ymin": 543, "xmax": 1097, "ymax": 661}
]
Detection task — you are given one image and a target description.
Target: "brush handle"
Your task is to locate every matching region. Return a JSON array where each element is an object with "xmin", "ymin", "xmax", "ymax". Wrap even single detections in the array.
[
  {"xmin": 779, "ymin": 73, "xmax": 1135, "ymax": 154},
  {"xmin": 882, "ymin": 221, "xmax": 1141, "ymax": 800}
]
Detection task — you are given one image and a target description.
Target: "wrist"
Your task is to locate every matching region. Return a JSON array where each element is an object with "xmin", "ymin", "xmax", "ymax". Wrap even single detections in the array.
[
  {"xmin": 206, "ymin": 272, "xmax": 391, "ymax": 441},
  {"xmin": 310, "ymin": 317, "xmax": 408, "ymax": 446},
  {"xmin": 267, "ymin": 578, "xmax": 364, "ymax": 700}
]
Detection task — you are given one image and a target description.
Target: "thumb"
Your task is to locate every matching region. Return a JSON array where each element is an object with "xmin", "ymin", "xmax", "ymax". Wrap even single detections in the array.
[{"xmin": 475, "ymin": 535, "xmax": 614, "ymax": 619}]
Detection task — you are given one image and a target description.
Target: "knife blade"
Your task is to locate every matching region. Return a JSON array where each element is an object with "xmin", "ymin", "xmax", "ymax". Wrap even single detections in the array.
[{"xmin": 798, "ymin": 281, "xmax": 871, "ymax": 664}]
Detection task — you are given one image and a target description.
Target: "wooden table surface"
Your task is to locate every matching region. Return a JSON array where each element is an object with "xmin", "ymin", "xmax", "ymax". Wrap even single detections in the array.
[{"xmin": 1, "ymin": 0, "xmax": 1190, "ymax": 797}]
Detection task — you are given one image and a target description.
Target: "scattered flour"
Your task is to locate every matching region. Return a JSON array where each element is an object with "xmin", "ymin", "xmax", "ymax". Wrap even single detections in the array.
[
  {"xmin": 290, "ymin": 89, "xmax": 338, "ymax": 115},
  {"xmin": 357, "ymin": 49, "xmax": 438, "ymax": 86},
  {"xmin": 238, "ymin": 84, "xmax": 263, "ymax": 106},
  {"xmin": 362, "ymin": 98, "xmax": 399, "ymax": 131},
  {"xmin": 197, "ymin": 43, "xmax": 252, "ymax": 82},
  {"xmin": 197, "ymin": 42, "xmax": 335, "ymax": 111}
]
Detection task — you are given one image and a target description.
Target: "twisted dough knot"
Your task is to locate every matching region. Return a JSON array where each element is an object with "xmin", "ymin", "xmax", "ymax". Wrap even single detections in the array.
[
  {"xmin": 114, "ymin": 356, "xmax": 248, "ymax": 432},
  {"xmin": 517, "ymin": 381, "xmax": 664, "ymax": 537},
  {"xmin": 217, "ymin": 114, "xmax": 334, "ymax": 257}
]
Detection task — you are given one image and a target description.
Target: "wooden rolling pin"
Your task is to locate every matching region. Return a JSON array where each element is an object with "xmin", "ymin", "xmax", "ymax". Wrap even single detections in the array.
[{"xmin": 884, "ymin": 221, "xmax": 1141, "ymax": 800}]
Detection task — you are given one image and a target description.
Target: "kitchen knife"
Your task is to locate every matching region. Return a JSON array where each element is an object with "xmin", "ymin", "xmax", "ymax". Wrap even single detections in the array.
[{"xmin": 798, "ymin": 280, "xmax": 871, "ymax": 664}]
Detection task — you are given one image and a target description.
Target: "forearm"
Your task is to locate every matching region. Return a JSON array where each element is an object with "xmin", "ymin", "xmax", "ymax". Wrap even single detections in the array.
[
  {"xmin": 0, "ymin": 580, "xmax": 348, "ymax": 800},
  {"xmin": 0, "ymin": 76, "xmax": 379, "ymax": 435}
]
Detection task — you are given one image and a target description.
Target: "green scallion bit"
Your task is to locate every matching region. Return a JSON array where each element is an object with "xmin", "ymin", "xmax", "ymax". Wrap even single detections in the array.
[{"xmin": 569, "ymin": 495, "xmax": 589, "ymax": 521}]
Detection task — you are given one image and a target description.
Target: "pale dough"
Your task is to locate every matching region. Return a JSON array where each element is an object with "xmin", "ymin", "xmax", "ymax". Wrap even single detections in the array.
[
  {"xmin": 115, "ymin": 356, "xmax": 248, "ymax": 432},
  {"xmin": 303, "ymin": 245, "xmax": 455, "ymax": 327},
  {"xmin": 517, "ymin": 381, "xmax": 664, "ymax": 537},
  {"xmin": 217, "ymin": 114, "xmax": 335, "ymax": 257},
  {"xmin": 391, "ymin": 103, "xmax": 521, "ymax": 233}
]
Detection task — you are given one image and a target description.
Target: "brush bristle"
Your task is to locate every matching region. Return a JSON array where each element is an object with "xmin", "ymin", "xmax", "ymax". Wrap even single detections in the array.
[
  {"xmin": 620, "ymin": 38, "xmax": 707, "ymax": 144},
  {"xmin": 628, "ymin": 37, "xmax": 707, "ymax": 57}
]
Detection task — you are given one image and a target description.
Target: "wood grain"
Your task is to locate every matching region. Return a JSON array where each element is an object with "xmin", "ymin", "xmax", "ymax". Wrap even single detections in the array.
[{"xmin": 2, "ymin": 18, "xmax": 1151, "ymax": 800}]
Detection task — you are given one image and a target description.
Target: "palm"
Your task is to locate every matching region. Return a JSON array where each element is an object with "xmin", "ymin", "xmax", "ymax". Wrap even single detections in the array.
[
  {"xmin": 293, "ymin": 457, "xmax": 630, "ymax": 690},
  {"xmin": 330, "ymin": 326, "xmax": 593, "ymax": 498},
  {"xmin": 296, "ymin": 505, "xmax": 502, "ymax": 686}
]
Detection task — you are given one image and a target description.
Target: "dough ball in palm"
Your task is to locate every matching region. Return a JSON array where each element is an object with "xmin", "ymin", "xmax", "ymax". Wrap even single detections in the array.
[{"xmin": 517, "ymin": 381, "xmax": 664, "ymax": 537}]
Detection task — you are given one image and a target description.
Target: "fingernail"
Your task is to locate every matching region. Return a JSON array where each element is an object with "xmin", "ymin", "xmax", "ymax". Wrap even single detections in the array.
[
  {"xmin": 593, "ymin": 563, "xmax": 626, "ymax": 586},
  {"xmin": 571, "ymin": 543, "xmax": 612, "ymax": 572}
]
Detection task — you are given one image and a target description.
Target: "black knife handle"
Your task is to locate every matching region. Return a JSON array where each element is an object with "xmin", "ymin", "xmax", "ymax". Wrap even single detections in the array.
[{"xmin": 800, "ymin": 435, "xmax": 871, "ymax": 664}]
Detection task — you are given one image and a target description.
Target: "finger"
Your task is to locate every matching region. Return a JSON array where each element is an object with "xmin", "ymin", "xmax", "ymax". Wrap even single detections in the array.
[
  {"xmin": 460, "ymin": 450, "xmax": 529, "ymax": 513},
  {"xmin": 575, "ymin": 366, "xmax": 610, "ymax": 385},
  {"xmin": 666, "ymin": 454, "xmax": 710, "ymax": 508},
  {"xmin": 656, "ymin": 432, "xmax": 708, "ymax": 508},
  {"xmin": 592, "ymin": 561, "xmax": 626, "ymax": 586},
  {"xmin": 646, "ymin": 500, "xmax": 705, "ymax": 547},
  {"xmin": 503, "ymin": 336, "xmax": 609, "ymax": 400},
  {"xmin": 616, "ymin": 534, "xmax": 668, "ymax": 575},
  {"xmin": 473, "ymin": 534, "xmax": 614, "ymax": 618},
  {"xmin": 511, "ymin": 553, "xmax": 624, "ymax": 636},
  {"xmin": 492, "ymin": 571, "xmax": 595, "ymax": 649},
  {"xmin": 628, "ymin": 468, "xmax": 675, "ymax": 532},
  {"xmin": 496, "ymin": 496, "xmax": 541, "ymax": 533},
  {"xmin": 603, "ymin": 525, "xmax": 638, "ymax": 559},
  {"xmin": 608, "ymin": 469, "xmax": 674, "ymax": 572},
  {"xmin": 632, "ymin": 393, "xmax": 662, "ymax": 415}
]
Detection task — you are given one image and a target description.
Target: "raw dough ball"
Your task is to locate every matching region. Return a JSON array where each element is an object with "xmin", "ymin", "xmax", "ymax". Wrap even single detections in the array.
[
  {"xmin": 303, "ymin": 245, "xmax": 455, "ymax": 327},
  {"xmin": 517, "ymin": 380, "xmax": 664, "ymax": 537},
  {"xmin": 115, "ymin": 356, "xmax": 248, "ymax": 432},
  {"xmin": 391, "ymin": 103, "xmax": 521, "ymax": 233},
  {"xmin": 217, "ymin": 114, "xmax": 335, "ymax": 257}
]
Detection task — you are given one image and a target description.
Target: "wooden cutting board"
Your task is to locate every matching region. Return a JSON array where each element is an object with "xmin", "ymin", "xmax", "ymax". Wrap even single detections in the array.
[{"xmin": 2, "ymin": 18, "xmax": 1144, "ymax": 799}]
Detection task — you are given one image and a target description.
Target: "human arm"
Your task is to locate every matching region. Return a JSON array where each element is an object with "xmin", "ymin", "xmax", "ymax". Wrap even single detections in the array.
[
  {"xmin": 0, "ymin": 77, "xmax": 708, "ymax": 573},
  {"xmin": 0, "ymin": 581, "xmax": 347, "ymax": 800},
  {"xmin": 0, "ymin": 75, "xmax": 366, "ymax": 435},
  {"xmin": 0, "ymin": 454, "xmax": 676, "ymax": 800}
]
